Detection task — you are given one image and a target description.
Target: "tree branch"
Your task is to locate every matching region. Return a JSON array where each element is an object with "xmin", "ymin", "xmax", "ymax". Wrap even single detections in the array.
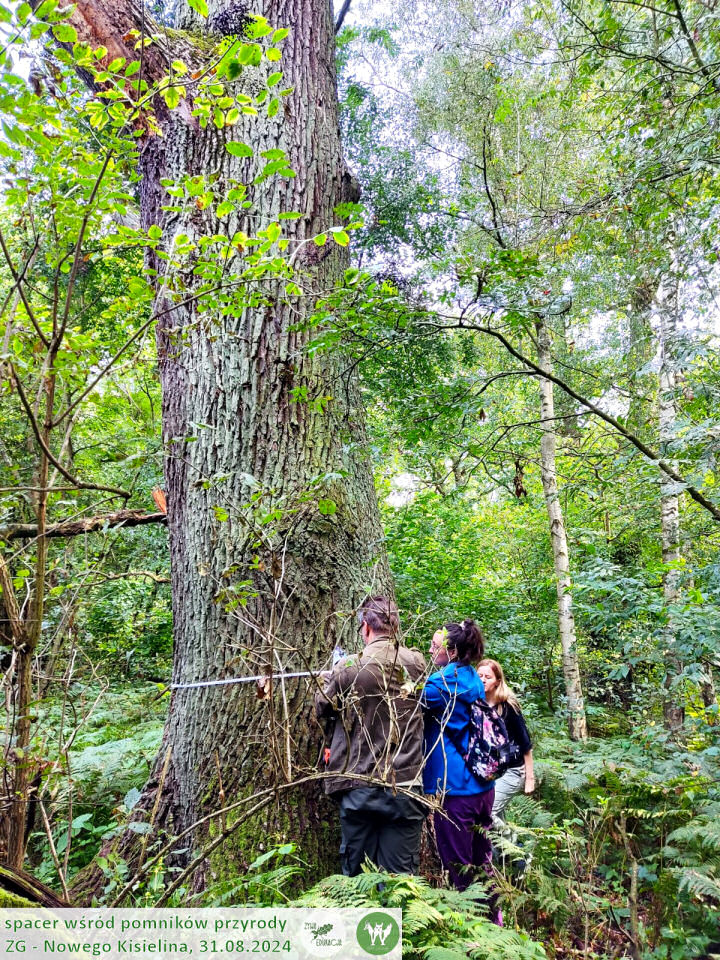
[
  {"xmin": 9, "ymin": 364, "xmax": 130, "ymax": 500},
  {"xmin": 0, "ymin": 552, "xmax": 25, "ymax": 646},
  {"xmin": 432, "ymin": 318, "xmax": 720, "ymax": 522},
  {"xmin": 0, "ymin": 510, "xmax": 167, "ymax": 541},
  {"xmin": 0, "ymin": 231, "xmax": 48, "ymax": 347},
  {"xmin": 669, "ymin": 0, "xmax": 720, "ymax": 92},
  {"xmin": 334, "ymin": 0, "xmax": 352, "ymax": 33}
]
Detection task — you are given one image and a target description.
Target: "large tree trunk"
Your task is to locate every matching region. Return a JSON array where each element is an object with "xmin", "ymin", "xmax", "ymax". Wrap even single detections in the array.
[
  {"xmin": 66, "ymin": 0, "xmax": 390, "ymax": 896},
  {"xmin": 535, "ymin": 319, "xmax": 588, "ymax": 741},
  {"xmin": 654, "ymin": 271, "xmax": 685, "ymax": 732}
]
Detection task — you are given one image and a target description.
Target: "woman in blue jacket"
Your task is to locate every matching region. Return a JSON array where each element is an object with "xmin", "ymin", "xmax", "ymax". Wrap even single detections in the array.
[{"xmin": 422, "ymin": 619, "xmax": 495, "ymax": 895}]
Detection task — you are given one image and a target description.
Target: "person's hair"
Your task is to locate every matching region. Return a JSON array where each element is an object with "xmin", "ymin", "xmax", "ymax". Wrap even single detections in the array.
[
  {"xmin": 443, "ymin": 619, "xmax": 484, "ymax": 665},
  {"xmin": 478, "ymin": 658, "xmax": 520, "ymax": 713},
  {"xmin": 358, "ymin": 596, "xmax": 399, "ymax": 636}
]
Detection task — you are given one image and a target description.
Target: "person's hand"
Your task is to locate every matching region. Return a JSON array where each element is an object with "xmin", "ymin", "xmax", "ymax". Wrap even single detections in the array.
[{"xmin": 524, "ymin": 776, "xmax": 535, "ymax": 794}]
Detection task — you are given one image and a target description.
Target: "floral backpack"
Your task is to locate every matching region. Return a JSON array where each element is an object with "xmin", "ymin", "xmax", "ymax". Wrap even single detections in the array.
[{"xmin": 449, "ymin": 699, "xmax": 513, "ymax": 783}]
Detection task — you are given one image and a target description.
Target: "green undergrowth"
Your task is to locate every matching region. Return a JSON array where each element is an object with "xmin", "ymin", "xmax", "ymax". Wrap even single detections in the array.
[
  {"xmin": 23, "ymin": 685, "xmax": 720, "ymax": 958},
  {"xmin": 27, "ymin": 682, "xmax": 166, "ymax": 883},
  {"xmin": 294, "ymin": 871, "xmax": 547, "ymax": 959}
]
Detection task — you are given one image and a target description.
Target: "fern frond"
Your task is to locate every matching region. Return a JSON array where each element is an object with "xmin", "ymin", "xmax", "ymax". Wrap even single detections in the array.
[
  {"xmin": 673, "ymin": 867, "xmax": 720, "ymax": 903},
  {"xmin": 419, "ymin": 947, "xmax": 469, "ymax": 960}
]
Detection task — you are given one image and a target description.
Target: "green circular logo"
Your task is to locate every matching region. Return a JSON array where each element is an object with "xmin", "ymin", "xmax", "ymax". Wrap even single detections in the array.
[{"xmin": 356, "ymin": 912, "xmax": 400, "ymax": 955}]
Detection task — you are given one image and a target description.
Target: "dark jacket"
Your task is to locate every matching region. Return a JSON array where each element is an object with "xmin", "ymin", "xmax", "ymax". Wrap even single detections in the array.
[
  {"xmin": 497, "ymin": 701, "xmax": 533, "ymax": 767},
  {"xmin": 315, "ymin": 637, "xmax": 427, "ymax": 796},
  {"xmin": 421, "ymin": 662, "xmax": 492, "ymax": 797}
]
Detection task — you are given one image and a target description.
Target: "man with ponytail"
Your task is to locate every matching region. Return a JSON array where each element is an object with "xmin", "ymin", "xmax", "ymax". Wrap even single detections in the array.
[{"xmin": 315, "ymin": 596, "xmax": 428, "ymax": 876}]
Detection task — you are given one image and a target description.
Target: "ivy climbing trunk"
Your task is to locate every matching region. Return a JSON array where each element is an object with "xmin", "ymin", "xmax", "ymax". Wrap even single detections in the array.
[
  {"xmin": 535, "ymin": 318, "xmax": 588, "ymax": 741},
  {"xmin": 65, "ymin": 0, "xmax": 391, "ymax": 894}
]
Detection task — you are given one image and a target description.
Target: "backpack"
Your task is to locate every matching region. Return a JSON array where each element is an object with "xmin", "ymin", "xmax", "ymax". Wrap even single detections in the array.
[{"xmin": 448, "ymin": 699, "xmax": 514, "ymax": 784}]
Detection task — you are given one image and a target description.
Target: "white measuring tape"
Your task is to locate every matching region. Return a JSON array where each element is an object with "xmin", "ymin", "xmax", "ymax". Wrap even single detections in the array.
[
  {"xmin": 169, "ymin": 646, "xmax": 347, "ymax": 690},
  {"xmin": 170, "ymin": 671, "xmax": 314, "ymax": 690}
]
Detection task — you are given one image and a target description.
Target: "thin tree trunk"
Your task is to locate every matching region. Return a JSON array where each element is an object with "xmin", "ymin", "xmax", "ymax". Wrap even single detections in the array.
[
  {"xmin": 535, "ymin": 318, "xmax": 587, "ymax": 741},
  {"xmin": 6, "ymin": 365, "xmax": 56, "ymax": 869},
  {"xmin": 655, "ymin": 271, "xmax": 684, "ymax": 732},
  {"xmin": 700, "ymin": 664, "xmax": 717, "ymax": 720},
  {"xmin": 65, "ymin": 0, "xmax": 391, "ymax": 895},
  {"xmin": 626, "ymin": 279, "xmax": 655, "ymax": 433}
]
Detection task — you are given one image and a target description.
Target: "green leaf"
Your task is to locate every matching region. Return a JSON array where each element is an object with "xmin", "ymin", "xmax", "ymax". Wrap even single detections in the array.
[
  {"xmin": 163, "ymin": 86, "xmax": 181, "ymax": 109},
  {"xmin": 127, "ymin": 821, "xmax": 154, "ymax": 835},
  {"xmin": 267, "ymin": 71, "xmax": 282, "ymax": 87},
  {"xmin": 272, "ymin": 28, "xmax": 290, "ymax": 42},
  {"xmin": 187, "ymin": 0, "xmax": 208, "ymax": 17},
  {"xmin": 239, "ymin": 43, "xmax": 262, "ymax": 66},
  {"xmin": 332, "ymin": 230, "xmax": 350, "ymax": 246},
  {"xmin": 52, "ymin": 22, "xmax": 78, "ymax": 42},
  {"xmin": 266, "ymin": 47, "xmax": 282, "ymax": 62},
  {"xmin": 128, "ymin": 277, "xmax": 151, "ymax": 297},
  {"xmin": 318, "ymin": 499, "xmax": 337, "ymax": 516},
  {"xmin": 267, "ymin": 98, "xmax": 280, "ymax": 118},
  {"xmin": 216, "ymin": 201, "xmax": 234, "ymax": 218},
  {"xmin": 226, "ymin": 141, "xmax": 253, "ymax": 157},
  {"xmin": 34, "ymin": 0, "xmax": 58, "ymax": 18},
  {"xmin": 313, "ymin": 233, "xmax": 327, "ymax": 246},
  {"xmin": 16, "ymin": 2, "xmax": 32, "ymax": 24}
]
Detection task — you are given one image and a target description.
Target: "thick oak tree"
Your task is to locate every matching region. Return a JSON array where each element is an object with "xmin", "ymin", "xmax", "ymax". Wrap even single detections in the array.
[{"xmin": 59, "ymin": 0, "xmax": 390, "ymax": 889}]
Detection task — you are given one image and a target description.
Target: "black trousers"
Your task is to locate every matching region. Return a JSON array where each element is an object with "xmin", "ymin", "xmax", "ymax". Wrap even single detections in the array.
[{"xmin": 337, "ymin": 786, "xmax": 427, "ymax": 876}]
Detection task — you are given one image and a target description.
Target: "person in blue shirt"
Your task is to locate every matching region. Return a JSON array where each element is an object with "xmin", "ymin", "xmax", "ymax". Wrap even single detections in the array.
[{"xmin": 422, "ymin": 619, "xmax": 496, "ymax": 901}]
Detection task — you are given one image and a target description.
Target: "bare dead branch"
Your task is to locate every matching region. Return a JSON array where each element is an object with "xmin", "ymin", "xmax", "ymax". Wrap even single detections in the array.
[{"xmin": 0, "ymin": 510, "xmax": 167, "ymax": 541}]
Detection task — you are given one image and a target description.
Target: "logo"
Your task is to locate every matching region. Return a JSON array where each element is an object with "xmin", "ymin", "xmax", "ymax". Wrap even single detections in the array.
[
  {"xmin": 301, "ymin": 911, "xmax": 345, "ymax": 957},
  {"xmin": 311, "ymin": 923, "xmax": 334, "ymax": 943},
  {"xmin": 356, "ymin": 912, "xmax": 401, "ymax": 956}
]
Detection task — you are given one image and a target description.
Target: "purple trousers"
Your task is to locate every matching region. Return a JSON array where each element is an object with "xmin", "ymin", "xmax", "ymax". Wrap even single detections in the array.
[{"xmin": 434, "ymin": 788, "xmax": 495, "ymax": 891}]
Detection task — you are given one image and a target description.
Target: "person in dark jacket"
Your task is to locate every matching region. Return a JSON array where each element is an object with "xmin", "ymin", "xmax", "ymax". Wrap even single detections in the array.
[
  {"xmin": 477, "ymin": 658, "xmax": 534, "ymax": 824},
  {"xmin": 315, "ymin": 596, "xmax": 427, "ymax": 876},
  {"xmin": 422, "ymin": 619, "xmax": 496, "ymax": 897}
]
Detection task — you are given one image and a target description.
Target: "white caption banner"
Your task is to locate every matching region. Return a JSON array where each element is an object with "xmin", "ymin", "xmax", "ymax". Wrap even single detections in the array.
[{"xmin": 1, "ymin": 909, "xmax": 402, "ymax": 960}]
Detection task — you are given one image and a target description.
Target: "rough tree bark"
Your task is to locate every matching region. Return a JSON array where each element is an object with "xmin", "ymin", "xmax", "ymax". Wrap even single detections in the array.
[
  {"xmin": 654, "ymin": 270, "xmax": 685, "ymax": 732},
  {"xmin": 63, "ymin": 0, "xmax": 391, "ymax": 894},
  {"xmin": 535, "ymin": 318, "xmax": 588, "ymax": 741}
]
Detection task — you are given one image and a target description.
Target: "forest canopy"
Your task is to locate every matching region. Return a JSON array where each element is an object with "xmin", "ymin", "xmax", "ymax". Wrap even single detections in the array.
[{"xmin": 0, "ymin": 0, "xmax": 719, "ymax": 956}]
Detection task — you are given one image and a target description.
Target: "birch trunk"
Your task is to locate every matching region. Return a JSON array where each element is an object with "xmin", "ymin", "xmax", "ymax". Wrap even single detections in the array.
[
  {"xmin": 65, "ymin": 0, "xmax": 391, "ymax": 892},
  {"xmin": 535, "ymin": 319, "xmax": 587, "ymax": 741},
  {"xmin": 654, "ymin": 273, "xmax": 684, "ymax": 732}
]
